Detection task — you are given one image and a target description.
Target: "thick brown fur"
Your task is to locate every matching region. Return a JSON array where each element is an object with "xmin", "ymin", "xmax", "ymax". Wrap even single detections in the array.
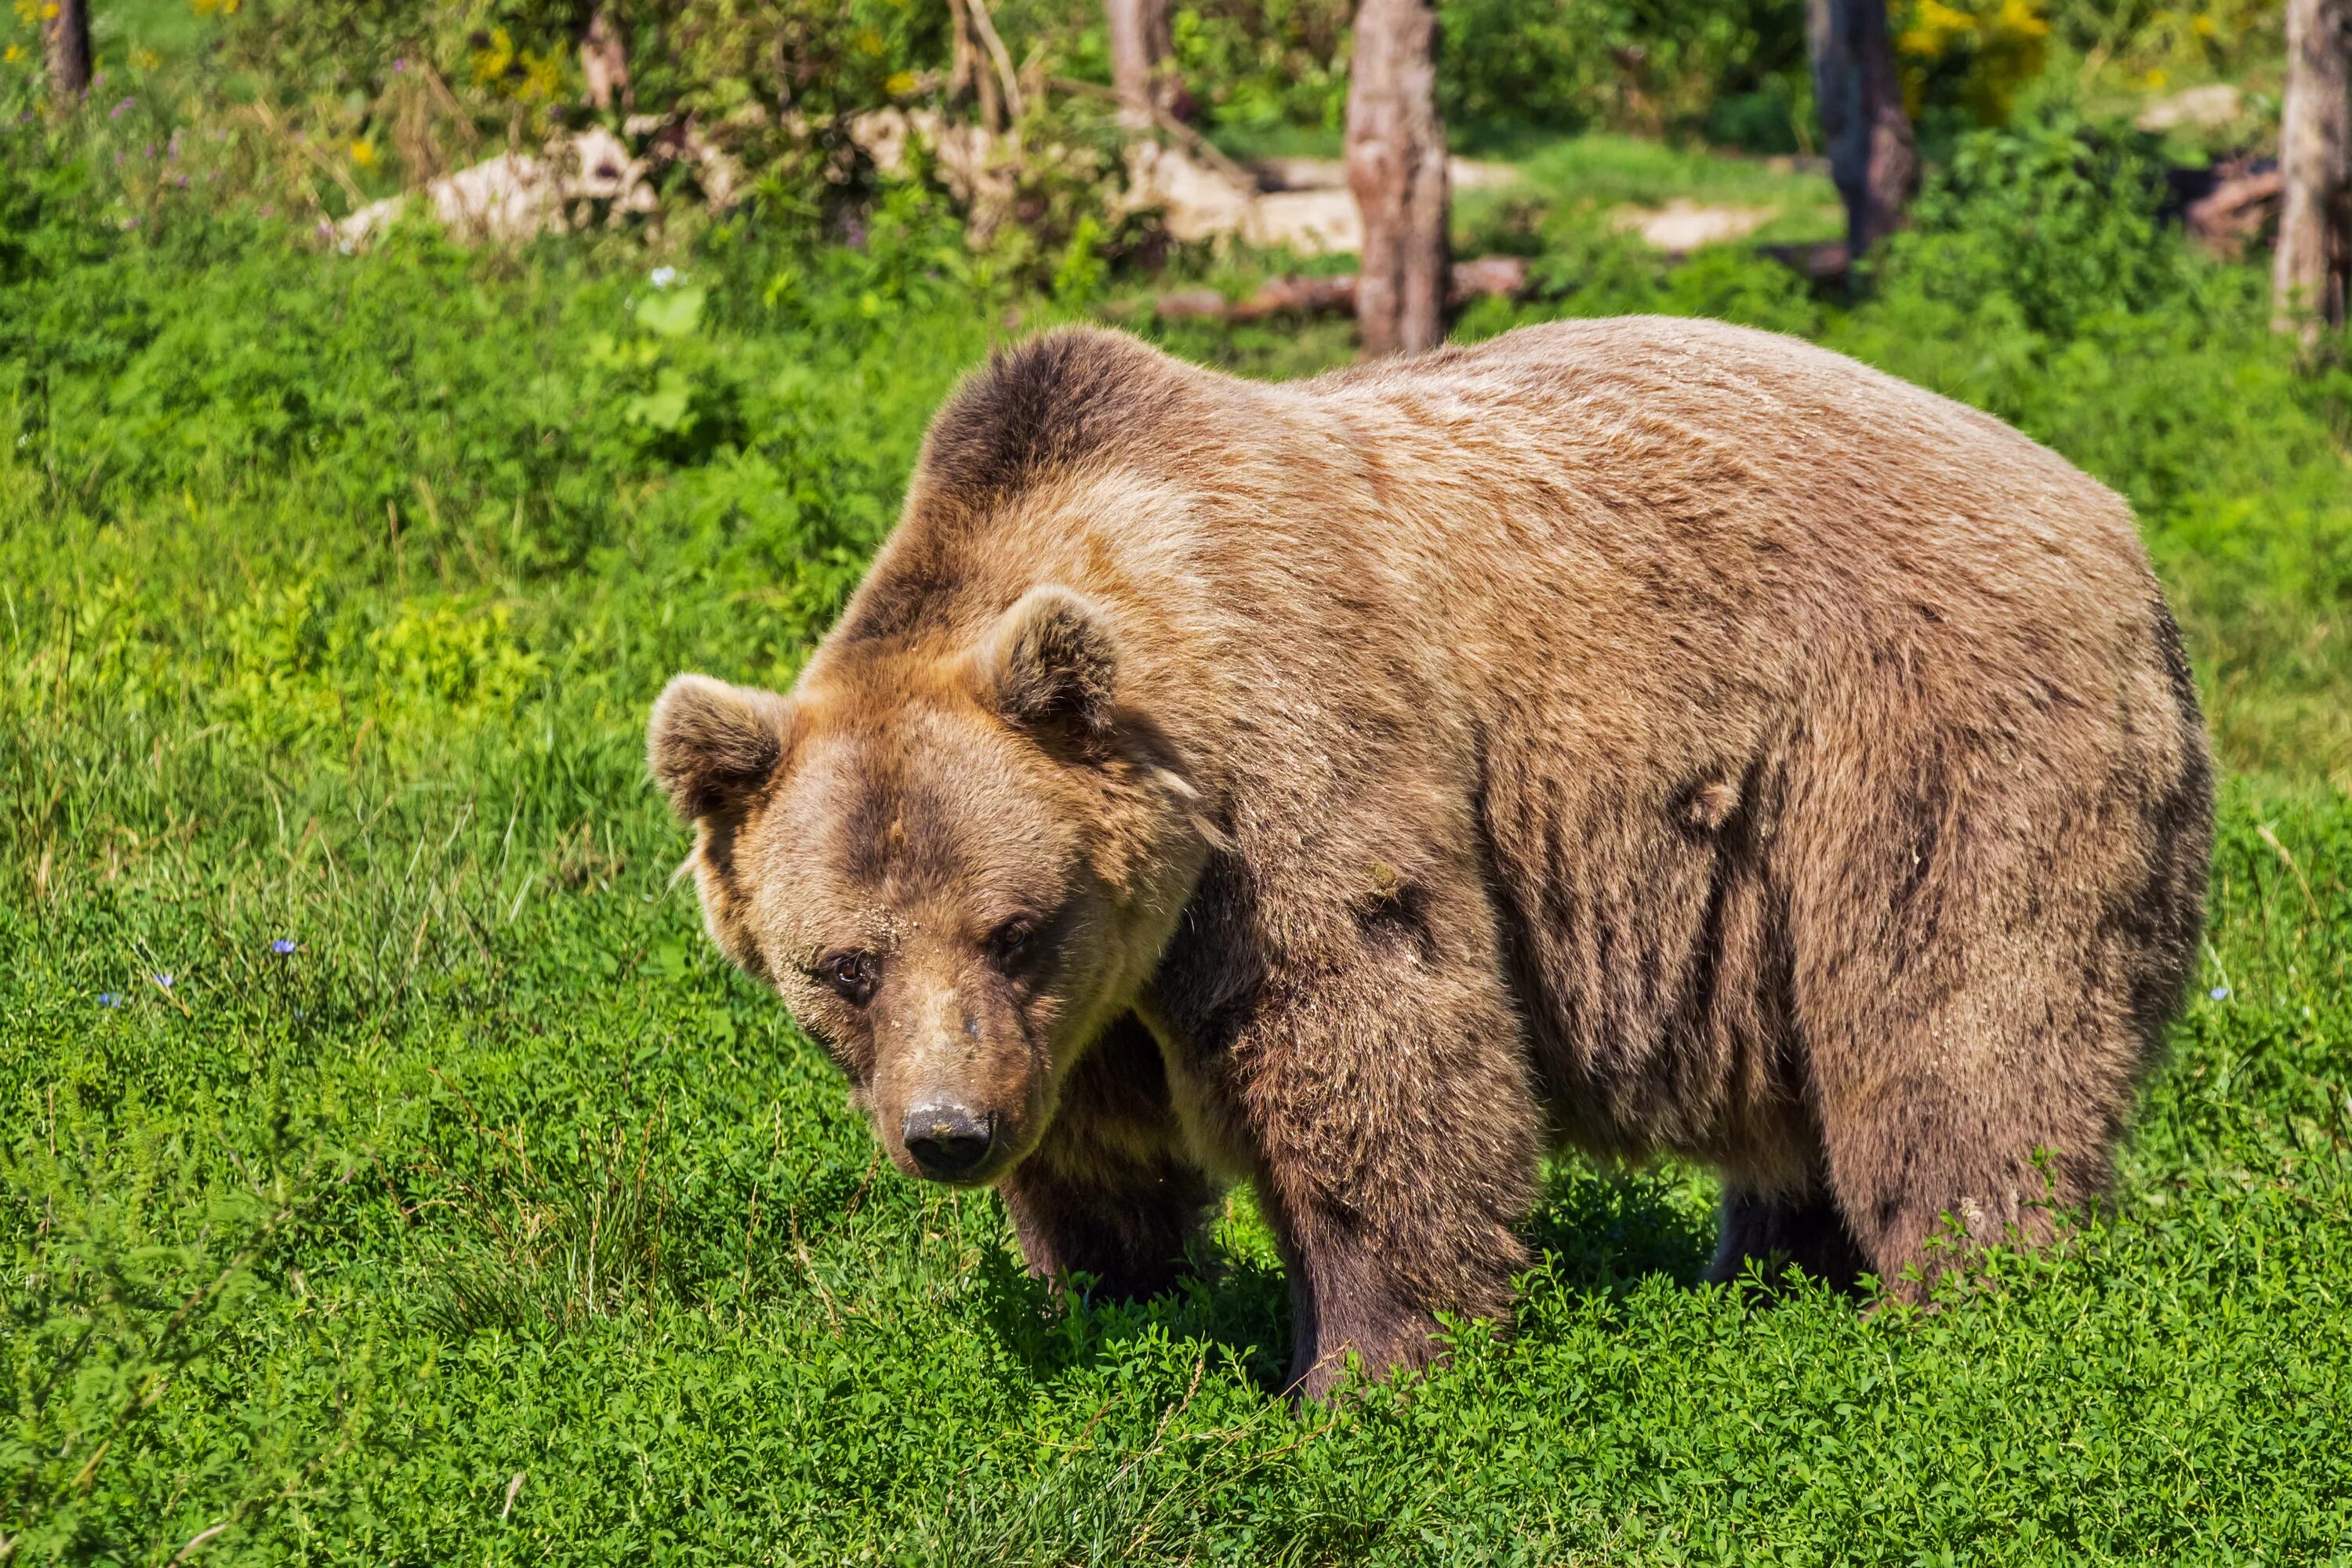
[{"xmin": 649, "ymin": 319, "xmax": 2214, "ymax": 1399}]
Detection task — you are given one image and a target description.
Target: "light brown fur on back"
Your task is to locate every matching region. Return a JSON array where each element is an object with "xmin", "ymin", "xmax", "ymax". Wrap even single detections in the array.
[{"xmin": 651, "ymin": 318, "xmax": 2212, "ymax": 1398}]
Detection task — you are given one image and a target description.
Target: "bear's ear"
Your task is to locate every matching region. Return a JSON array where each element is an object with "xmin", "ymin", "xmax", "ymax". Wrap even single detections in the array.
[
  {"xmin": 648, "ymin": 673, "xmax": 795, "ymax": 821},
  {"xmin": 971, "ymin": 585, "xmax": 1120, "ymax": 742}
]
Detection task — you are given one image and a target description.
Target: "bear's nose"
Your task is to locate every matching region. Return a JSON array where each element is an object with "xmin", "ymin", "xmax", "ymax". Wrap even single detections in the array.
[{"xmin": 902, "ymin": 1103, "xmax": 994, "ymax": 1180}]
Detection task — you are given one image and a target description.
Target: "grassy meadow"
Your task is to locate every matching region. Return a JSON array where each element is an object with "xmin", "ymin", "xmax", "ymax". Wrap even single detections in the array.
[{"xmin": 7, "ymin": 61, "xmax": 2352, "ymax": 1564}]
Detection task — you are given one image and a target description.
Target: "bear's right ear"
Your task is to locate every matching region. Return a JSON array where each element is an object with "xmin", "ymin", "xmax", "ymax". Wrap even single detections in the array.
[
  {"xmin": 970, "ymin": 584, "xmax": 1120, "ymax": 743},
  {"xmin": 648, "ymin": 674, "xmax": 795, "ymax": 822}
]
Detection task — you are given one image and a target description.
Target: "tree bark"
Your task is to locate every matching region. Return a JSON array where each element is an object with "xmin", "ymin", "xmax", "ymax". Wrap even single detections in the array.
[
  {"xmin": 579, "ymin": 4, "xmax": 632, "ymax": 114},
  {"xmin": 1809, "ymin": 0, "xmax": 1917, "ymax": 260},
  {"xmin": 2273, "ymin": 0, "xmax": 2351, "ymax": 339},
  {"xmin": 1345, "ymin": 0, "xmax": 1449, "ymax": 356},
  {"xmin": 45, "ymin": 0, "xmax": 93, "ymax": 103},
  {"xmin": 1105, "ymin": 0, "xmax": 1178, "ymax": 129}
]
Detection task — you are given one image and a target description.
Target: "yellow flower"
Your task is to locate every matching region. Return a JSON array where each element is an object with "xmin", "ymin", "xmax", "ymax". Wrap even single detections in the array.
[
  {"xmin": 884, "ymin": 69, "xmax": 917, "ymax": 96},
  {"xmin": 470, "ymin": 25, "xmax": 514, "ymax": 84},
  {"xmin": 350, "ymin": 139, "xmax": 378, "ymax": 169},
  {"xmin": 2192, "ymin": 12, "xmax": 2216, "ymax": 34},
  {"xmin": 517, "ymin": 48, "xmax": 562, "ymax": 102},
  {"xmin": 132, "ymin": 46, "xmax": 160, "ymax": 68},
  {"xmin": 1994, "ymin": 0, "xmax": 2048, "ymax": 40},
  {"xmin": 41, "ymin": 1, "xmax": 60, "ymax": 19},
  {"xmin": 2, "ymin": 42, "xmax": 20, "ymax": 62},
  {"xmin": 2145, "ymin": 67, "xmax": 2169, "ymax": 88}
]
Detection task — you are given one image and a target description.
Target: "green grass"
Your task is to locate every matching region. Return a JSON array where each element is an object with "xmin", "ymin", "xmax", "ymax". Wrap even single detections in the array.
[
  {"xmin": 1509, "ymin": 132, "xmax": 1838, "ymax": 215},
  {"xmin": 6, "ymin": 104, "xmax": 2352, "ymax": 1561}
]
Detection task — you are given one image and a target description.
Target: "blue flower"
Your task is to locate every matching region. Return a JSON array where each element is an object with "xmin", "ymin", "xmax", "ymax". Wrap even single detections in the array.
[
  {"xmin": 99, "ymin": 993, "xmax": 123, "ymax": 1008},
  {"xmin": 272, "ymin": 938, "xmax": 298, "ymax": 955},
  {"xmin": 153, "ymin": 972, "xmax": 174, "ymax": 989},
  {"xmin": 2208, "ymin": 985, "xmax": 2230, "ymax": 1001}
]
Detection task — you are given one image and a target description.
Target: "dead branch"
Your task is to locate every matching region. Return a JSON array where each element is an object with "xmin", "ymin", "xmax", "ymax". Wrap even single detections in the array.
[{"xmin": 1149, "ymin": 255, "xmax": 1527, "ymax": 324}]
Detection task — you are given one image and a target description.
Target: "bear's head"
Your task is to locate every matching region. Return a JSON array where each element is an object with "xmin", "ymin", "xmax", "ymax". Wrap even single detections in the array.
[{"xmin": 648, "ymin": 585, "xmax": 1211, "ymax": 1187}]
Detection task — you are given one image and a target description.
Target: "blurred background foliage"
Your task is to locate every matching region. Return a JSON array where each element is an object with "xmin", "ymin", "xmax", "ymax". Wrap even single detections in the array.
[{"xmin": 0, "ymin": 0, "xmax": 2296, "ymax": 233}]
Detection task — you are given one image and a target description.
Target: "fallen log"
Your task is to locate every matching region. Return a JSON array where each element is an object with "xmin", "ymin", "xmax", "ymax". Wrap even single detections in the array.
[
  {"xmin": 1150, "ymin": 254, "xmax": 1529, "ymax": 322},
  {"xmin": 2183, "ymin": 168, "xmax": 2282, "ymax": 260},
  {"xmin": 1756, "ymin": 239, "xmax": 1850, "ymax": 283}
]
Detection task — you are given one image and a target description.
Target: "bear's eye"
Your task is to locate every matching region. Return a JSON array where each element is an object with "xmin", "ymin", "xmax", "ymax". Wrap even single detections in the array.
[
  {"xmin": 816, "ymin": 950, "xmax": 876, "ymax": 1005},
  {"xmin": 987, "ymin": 916, "xmax": 1037, "ymax": 971}
]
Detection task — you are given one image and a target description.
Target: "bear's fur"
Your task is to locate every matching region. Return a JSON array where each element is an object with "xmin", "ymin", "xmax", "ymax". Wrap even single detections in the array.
[{"xmin": 650, "ymin": 319, "xmax": 2213, "ymax": 1399}]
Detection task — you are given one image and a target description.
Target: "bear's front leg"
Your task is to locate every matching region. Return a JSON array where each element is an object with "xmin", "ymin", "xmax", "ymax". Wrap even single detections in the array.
[
  {"xmin": 1178, "ymin": 895, "xmax": 1543, "ymax": 1399},
  {"xmin": 997, "ymin": 1014, "xmax": 1217, "ymax": 1301}
]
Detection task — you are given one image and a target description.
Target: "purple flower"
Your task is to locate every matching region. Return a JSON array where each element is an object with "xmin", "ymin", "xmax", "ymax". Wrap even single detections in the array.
[
  {"xmin": 2209, "ymin": 985, "xmax": 2230, "ymax": 1001},
  {"xmin": 111, "ymin": 96, "xmax": 135, "ymax": 120},
  {"xmin": 99, "ymin": 993, "xmax": 124, "ymax": 1008},
  {"xmin": 391, "ymin": 56, "xmax": 408, "ymax": 73},
  {"xmin": 272, "ymin": 938, "xmax": 298, "ymax": 955},
  {"xmin": 144, "ymin": 143, "xmax": 154, "ymax": 158},
  {"xmin": 152, "ymin": 972, "xmax": 174, "ymax": 989}
]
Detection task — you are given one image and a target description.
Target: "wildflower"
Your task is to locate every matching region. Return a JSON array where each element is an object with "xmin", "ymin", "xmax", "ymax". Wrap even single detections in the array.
[
  {"xmin": 350, "ymin": 138, "xmax": 376, "ymax": 169},
  {"xmin": 391, "ymin": 56, "xmax": 408, "ymax": 73},
  {"xmin": 111, "ymin": 96, "xmax": 134, "ymax": 118},
  {"xmin": 2209, "ymin": 985, "xmax": 2229, "ymax": 1000},
  {"xmin": 144, "ymin": 142, "xmax": 155, "ymax": 158},
  {"xmin": 271, "ymin": 938, "xmax": 297, "ymax": 954},
  {"xmin": 153, "ymin": 972, "xmax": 174, "ymax": 989},
  {"xmin": 99, "ymin": 993, "xmax": 123, "ymax": 1007},
  {"xmin": 650, "ymin": 265, "xmax": 677, "ymax": 288}
]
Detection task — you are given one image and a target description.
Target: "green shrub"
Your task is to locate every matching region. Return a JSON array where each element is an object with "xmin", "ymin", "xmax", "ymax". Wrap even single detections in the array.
[{"xmin": 1873, "ymin": 116, "xmax": 2189, "ymax": 340}]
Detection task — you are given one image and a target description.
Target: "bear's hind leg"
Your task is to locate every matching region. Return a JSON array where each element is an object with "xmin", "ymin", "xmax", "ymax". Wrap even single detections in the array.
[
  {"xmin": 1708, "ymin": 1183, "xmax": 1869, "ymax": 1291},
  {"xmin": 998, "ymin": 1013, "xmax": 1217, "ymax": 1302}
]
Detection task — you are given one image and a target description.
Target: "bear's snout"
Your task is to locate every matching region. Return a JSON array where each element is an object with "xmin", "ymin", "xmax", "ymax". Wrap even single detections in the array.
[{"xmin": 902, "ymin": 1102, "xmax": 996, "ymax": 1181}]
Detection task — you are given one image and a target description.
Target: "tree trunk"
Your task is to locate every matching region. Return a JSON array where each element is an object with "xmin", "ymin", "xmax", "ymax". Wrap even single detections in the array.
[
  {"xmin": 1345, "ymin": 0, "xmax": 1448, "ymax": 356},
  {"xmin": 579, "ymin": 4, "xmax": 632, "ymax": 114},
  {"xmin": 1105, "ymin": 0, "xmax": 1178, "ymax": 129},
  {"xmin": 2273, "ymin": 0, "xmax": 2351, "ymax": 339},
  {"xmin": 1809, "ymin": 0, "xmax": 1917, "ymax": 260},
  {"xmin": 45, "ymin": 0, "xmax": 93, "ymax": 102}
]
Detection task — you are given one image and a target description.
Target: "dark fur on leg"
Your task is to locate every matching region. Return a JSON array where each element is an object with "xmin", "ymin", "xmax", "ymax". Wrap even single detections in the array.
[
  {"xmin": 998, "ymin": 1014, "xmax": 1216, "ymax": 1301},
  {"xmin": 1708, "ymin": 1185, "xmax": 1870, "ymax": 1292}
]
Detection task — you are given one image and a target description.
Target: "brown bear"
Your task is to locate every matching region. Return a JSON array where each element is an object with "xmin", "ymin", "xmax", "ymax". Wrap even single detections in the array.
[{"xmin": 648, "ymin": 318, "xmax": 2212, "ymax": 1399}]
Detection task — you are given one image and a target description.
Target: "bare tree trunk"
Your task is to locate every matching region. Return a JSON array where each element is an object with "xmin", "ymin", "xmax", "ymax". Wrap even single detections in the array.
[
  {"xmin": 948, "ymin": 0, "xmax": 1018, "ymax": 132},
  {"xmin": 45, "ymin": 0, "xmax": 93, "ymax": 103},
  {"xmin": 1346, "ymin": 0, "xmax": 1448, "ymax": 356},
  {"xmin": 1809, "ymin": 0, "xmax": 1917, "ymax": 260},
  {"xmin": 579, "ymin": 4, "xmax": 632, "ymax": 114},
  {"xmin": 2274, "ymin": 0, "xmax": 2351, "ymax": 339},
  {"xmin": 1105, "ymin": 0, "xmax": 1178, "ymax": 129}
]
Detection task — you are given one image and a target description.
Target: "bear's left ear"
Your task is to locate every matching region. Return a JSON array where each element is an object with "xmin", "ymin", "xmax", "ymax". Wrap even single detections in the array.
[
  {"xmin": 648, "ymin": 673, "xmax": 796, "ymax": 821},
  {"xmin": 971, "ymin": 584, "xmax": 1120, "ymax": 742}
]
